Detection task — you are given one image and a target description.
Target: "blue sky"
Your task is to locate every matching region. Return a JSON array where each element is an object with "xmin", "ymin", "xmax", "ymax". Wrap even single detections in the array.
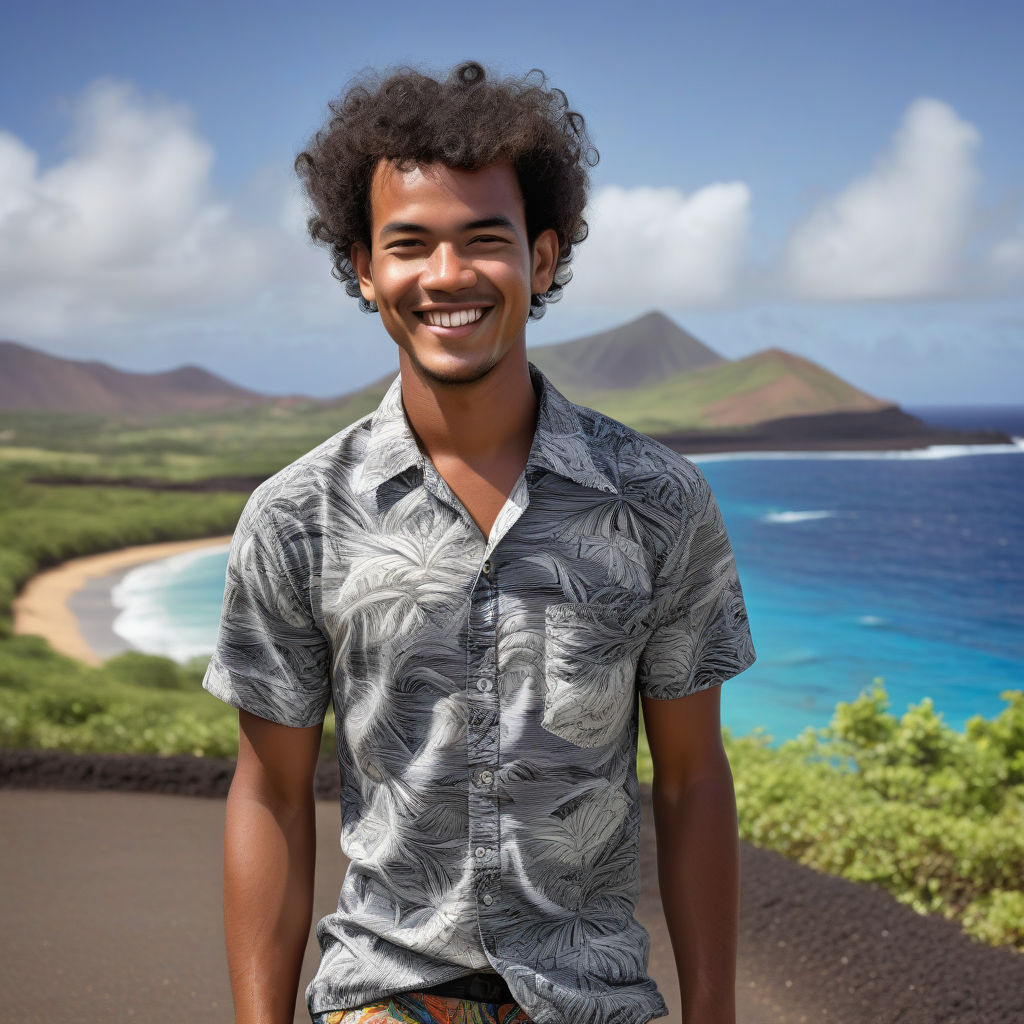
[{"xmin": 1, "ymin": 0, "xmax": 1022, "ymax": 403}]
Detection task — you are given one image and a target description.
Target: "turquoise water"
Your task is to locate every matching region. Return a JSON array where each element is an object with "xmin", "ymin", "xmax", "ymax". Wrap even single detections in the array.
[{"xmin": 110, "ymin": 407, "xmax": 1024, "ymax": 748}]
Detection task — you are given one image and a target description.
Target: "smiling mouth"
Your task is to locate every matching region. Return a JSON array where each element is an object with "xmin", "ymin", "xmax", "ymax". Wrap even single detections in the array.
[{"xmin": 417, "ymin": 307, "xmax": 490, "ymax": 328}]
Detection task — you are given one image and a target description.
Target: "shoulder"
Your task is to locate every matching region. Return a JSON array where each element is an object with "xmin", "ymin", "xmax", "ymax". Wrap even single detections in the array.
[
  {"xmin": 238, "ymin": 410, "xmax": 376, "ymax": 532},
  {"xmin": 571, "ymin": 399, "xmax": 711, "ymax": 519}
]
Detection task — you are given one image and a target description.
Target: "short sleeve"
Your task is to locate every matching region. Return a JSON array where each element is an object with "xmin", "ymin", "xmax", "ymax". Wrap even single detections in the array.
[
  {"xmin": 636, "ymin": 469, "xmax": 756, "ymax": 700},
  {"xmin": 202, "ymin": 495, "xmax": 332, "ymax": 728}
]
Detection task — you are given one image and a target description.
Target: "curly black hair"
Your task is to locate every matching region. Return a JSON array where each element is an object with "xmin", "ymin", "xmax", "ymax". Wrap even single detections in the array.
[{"xmin": 294, "ymin": 60, "xmax": 598, "ymax": 320}]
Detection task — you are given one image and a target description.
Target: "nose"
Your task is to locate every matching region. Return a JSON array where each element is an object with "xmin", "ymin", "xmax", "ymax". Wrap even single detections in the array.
[{"xmin": 420, "ymin": 241, "xmax": 477, "ymax": 291}]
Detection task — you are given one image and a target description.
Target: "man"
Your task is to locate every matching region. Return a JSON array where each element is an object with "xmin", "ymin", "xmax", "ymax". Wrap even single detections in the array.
[{"xmin": 203, "ymin": 60, "xmax": 757, "ymax": 1024}]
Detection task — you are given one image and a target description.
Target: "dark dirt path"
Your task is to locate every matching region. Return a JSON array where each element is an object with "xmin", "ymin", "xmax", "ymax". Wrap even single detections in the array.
[{"xmin": 2, "ymin": 751, "xmax": 1022, "ymax": 1024}]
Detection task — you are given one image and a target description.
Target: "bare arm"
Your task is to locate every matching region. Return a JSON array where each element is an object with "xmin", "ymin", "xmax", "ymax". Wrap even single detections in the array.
[
  {"xmin": 641, "ymin": 684, "xmax": 739, "ymax": 1024},
  {"xmin": 223, "ymin": 708, "xmax": 324, "ymax": 1024}
]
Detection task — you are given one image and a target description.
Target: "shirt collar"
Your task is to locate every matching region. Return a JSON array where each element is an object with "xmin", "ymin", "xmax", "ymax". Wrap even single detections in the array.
[{"xmin": 353, "ymin": 360, "xmax": 619, "ymax": 496}]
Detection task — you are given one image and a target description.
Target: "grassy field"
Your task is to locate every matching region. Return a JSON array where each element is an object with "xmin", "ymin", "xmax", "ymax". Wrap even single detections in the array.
[{"xmin": 0, "ymin": 390, "xmax": 382, "ymax": 483}]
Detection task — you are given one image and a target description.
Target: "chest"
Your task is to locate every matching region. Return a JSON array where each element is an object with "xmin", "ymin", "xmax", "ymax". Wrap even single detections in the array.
[{"xmin": 430, "ymin": 454, "xmax": 527, "ymax": 542}]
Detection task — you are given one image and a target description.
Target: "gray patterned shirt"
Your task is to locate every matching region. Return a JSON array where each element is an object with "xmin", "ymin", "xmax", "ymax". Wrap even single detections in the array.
[{"xmin": 202, "ymin": 360, "xmax": 757, "ymax": 1024}]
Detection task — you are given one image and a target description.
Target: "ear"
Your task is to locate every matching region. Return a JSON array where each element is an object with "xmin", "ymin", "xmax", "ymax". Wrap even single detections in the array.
[
  {"xmin": 530, "ymin": 227, "xmax": 559, "ymax": 296},
  {"xmin": 350, "ymin": 241, "xmax": 376, "ymax": 304}
]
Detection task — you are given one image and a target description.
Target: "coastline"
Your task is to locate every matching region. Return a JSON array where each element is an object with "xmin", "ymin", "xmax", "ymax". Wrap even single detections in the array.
[
  {"xmin": 11, "ymin": 535, "xmax": 234, "ymax": 667},
  {"xmin": 10, "ymin": 425, "xmax": 1023, "ymax": 672}
]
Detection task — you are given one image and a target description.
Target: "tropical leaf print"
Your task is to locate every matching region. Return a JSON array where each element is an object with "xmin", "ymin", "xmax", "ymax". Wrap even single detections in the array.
[
  {"xmin": 541, "ymin": 600, "xmax": 654, "ymax": 749},
  {"xmin": 202, "ymin": 361, "xmax": 756, "ymax": 1023}
]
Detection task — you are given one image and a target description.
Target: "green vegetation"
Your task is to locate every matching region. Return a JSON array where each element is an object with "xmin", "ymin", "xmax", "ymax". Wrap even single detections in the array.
[
  {"xmin": 570, "ymin": 359, "xmax": 781, "ymax": 433},
  {"xmin": 0, "ymin": 387, "xmax": 385, "ymax": 483},
  {"xmin": 717, "ymin": 681, "xmax": 1023, "ymax": 953},
  {"xmin": 1, "ymin": 440, "xmax": 1021, "ymax": 958},
  {"xmin": 0, "ymin": 469, "xmax": 244, "ymax": 590},
  {"xmin": 0, "ymin": 640, "xmax": 260, "ymax": 759}
]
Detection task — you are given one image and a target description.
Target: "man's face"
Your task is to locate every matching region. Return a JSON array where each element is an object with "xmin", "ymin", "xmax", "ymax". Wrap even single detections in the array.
[{"xmin": 351, "ymin": 159, "xmax": 558, "ymax": 386}]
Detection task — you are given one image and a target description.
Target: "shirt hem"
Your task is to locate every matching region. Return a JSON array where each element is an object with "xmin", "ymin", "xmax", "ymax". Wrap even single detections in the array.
[{"xmin": 202, "ymin": 660, "xmax": 326, "ymax": 729}]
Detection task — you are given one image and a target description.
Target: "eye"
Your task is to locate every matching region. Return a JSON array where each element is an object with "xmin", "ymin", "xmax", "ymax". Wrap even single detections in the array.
[
  {"xmin": 471, "ymin": 235, "xmax": 508, "ymax": 244},
  {"xmin": 385, "ymin": 239, "xmax": 423, "ymax": 250}
]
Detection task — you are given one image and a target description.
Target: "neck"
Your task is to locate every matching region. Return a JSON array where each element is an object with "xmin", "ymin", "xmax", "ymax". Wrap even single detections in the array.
[{"xmin": 397, "ymin": 345, "xmax": 539, "ymax": 467}]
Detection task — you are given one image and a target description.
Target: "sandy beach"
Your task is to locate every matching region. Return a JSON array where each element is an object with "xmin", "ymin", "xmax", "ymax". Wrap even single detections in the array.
[{"xmin": 11, "ymin": 534, "xmax": 234, "ymax": 667}]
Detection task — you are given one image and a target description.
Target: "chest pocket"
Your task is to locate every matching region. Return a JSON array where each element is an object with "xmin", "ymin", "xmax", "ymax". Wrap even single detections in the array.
[
  {"xmin": 576, "ymin": 532, "xmax": 652, "ymax": 597},
  {"xmin": 541, "ymin": 598, "xmax": 655, "ymax": 749}
]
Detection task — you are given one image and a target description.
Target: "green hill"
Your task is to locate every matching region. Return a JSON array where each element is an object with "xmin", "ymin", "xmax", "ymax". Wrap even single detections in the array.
[{"xmin": 563, "ymin": 345, "xmax": 892, "ymax": 435}]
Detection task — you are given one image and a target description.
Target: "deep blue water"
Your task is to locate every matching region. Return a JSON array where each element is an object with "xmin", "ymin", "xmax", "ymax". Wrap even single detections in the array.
[{"xmin": 110, "ymin": 405, "xmax": 1024, "ymax": 749}]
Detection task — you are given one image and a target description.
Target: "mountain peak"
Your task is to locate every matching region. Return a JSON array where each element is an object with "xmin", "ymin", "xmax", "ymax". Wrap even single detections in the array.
[
  {"xmin": 527, "ymin": 310, "xmax": 726, "ymax": 392},
  {"xmin": 0, "ymin": 340, "xmax": 268, "ymax": 416}
]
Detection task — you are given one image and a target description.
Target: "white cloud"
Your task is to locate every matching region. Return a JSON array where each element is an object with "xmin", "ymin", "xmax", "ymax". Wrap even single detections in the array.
[
  {"xmin": 0, "ymin": 80, "xmax": 754, "ymax": 344},
  {"xmin": 2, "ymin": 78, "xmax": 1017, "ymax": 365},
  {"xmin": 781, "ymin": 98, "xmax": 981, "ymax": 300},
  {"xmin": 987, "ymin": 224, "xmax": 1024, "ymax": 283},
  {"xmin": 569, "ymin": 182, "xmax": 752, "ymax": 308},
  {"xmin": 0, "ymin": 77, "xmax": 349, "ymax": 342}
]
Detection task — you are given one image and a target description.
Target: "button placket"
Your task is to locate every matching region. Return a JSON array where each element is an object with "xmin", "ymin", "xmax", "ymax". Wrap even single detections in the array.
[{"xmin": 467, "ymin": 555, "xmax": 501, "ymax": 946}]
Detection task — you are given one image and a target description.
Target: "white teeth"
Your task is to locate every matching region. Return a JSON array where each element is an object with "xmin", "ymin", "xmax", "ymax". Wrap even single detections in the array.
[{"xmin": 423, "ymin": 308, "xmax": 486, "ymax": 328}]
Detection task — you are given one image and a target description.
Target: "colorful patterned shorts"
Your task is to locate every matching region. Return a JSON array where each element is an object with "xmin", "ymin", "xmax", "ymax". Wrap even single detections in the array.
[{"xmin": 312, "ymin": 989, "xmax": 533, "ymax": 1024}]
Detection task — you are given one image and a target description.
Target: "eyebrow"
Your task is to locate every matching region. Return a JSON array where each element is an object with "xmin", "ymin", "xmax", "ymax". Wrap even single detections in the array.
[{"xmin": 379, "ymin": 216, "xmax": 518, "ymax": 237}]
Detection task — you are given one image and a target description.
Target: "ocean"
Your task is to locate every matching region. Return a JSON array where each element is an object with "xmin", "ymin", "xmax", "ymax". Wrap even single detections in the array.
[{"xmin": 104, "ymin": 404, "xmax": 1024, "ymax": 749}]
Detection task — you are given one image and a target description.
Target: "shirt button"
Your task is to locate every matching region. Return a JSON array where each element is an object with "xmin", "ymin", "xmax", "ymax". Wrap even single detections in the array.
[
  {"xmin": 482, "ymin": 894, "xmax": 493, "ymax": 906},
  {"xmin": 479, "ymin": 770, "xmax": 493, "ymax": 785},
  {"xmin": 476, "ymin": 678, "xmax": 491, "ymax": 692},
  {"xmin": 475, "ymin": 846, "xmax": 486, "ymax": 858},
  {"xmin": 481, "ymin": 559, "xmax": 492, "ymax": 575}
]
